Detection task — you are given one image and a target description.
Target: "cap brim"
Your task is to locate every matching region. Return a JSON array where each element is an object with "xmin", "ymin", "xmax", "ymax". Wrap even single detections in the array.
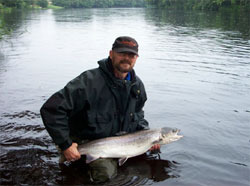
[{"xmin": 113, "ymin": 48, "xmax": 139, "ymax": 56}]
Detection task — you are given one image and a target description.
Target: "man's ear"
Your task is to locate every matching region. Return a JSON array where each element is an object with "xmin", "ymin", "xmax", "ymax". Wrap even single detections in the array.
[{"xmin": 109, "ymin": 50, "xmax": 113, "ymax": 60}]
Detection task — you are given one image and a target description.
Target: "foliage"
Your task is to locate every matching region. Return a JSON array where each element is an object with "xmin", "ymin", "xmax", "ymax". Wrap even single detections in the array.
[
  {"xmin": 37, "ymin": 0, "xmax": 48, "ymax": 8},
  {"xmin": 146, "ymin": 0, "xmax": 250, "ymax": 10},
  {"xmin": 1, "ymin": 0, "xmax": 249, "ymax": 10},
  {"xmin": 0, "ymin": 9, "xmax": 12, "ymax": 40},
  {"xmin": 51, "ymin": 0, "xmax": 146, "ymax": 8},
  {"xmin": 0, "ymin": 0, "xmax": 49, "ymax": 8}
]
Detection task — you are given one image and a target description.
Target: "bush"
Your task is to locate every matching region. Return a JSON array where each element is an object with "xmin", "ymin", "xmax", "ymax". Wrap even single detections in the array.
[{"xmin": 37, "ymin": 0, "xmax": 48, "ymax": 8}]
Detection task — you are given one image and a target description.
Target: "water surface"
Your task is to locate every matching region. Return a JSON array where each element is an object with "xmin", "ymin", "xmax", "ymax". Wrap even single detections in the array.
[{"xmin": 0, "ymin": 8, "xmax": 249, "ymax": 185}]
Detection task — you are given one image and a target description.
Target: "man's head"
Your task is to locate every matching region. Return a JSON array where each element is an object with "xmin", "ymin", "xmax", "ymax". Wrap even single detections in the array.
[{"xmin": 110, "ymin": 36, "xmax": 139, "ymax": 74}]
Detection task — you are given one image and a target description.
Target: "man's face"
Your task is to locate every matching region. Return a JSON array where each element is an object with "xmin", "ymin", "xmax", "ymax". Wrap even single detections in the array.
[{"xmin": 109, "ymin": 50, "xmax": 138, "ymax": 73}]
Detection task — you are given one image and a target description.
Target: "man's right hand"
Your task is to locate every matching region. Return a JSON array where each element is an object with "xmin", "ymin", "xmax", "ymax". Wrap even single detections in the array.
[{"xmin": 63, "ymin": 142, "xmax": 81, "ymax": 162}]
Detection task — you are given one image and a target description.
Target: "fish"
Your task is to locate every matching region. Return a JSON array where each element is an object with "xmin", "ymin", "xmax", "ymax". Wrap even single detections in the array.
[{"xmin": 76, "ymin": 127, "xmax": 183, "ymax": 166}]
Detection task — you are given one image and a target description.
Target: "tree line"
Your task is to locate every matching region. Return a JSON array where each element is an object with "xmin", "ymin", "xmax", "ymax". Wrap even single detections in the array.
[
  {"xmin": 145, "ymin": 0, "xmax": 250, "ymax": 10},
  {"xmin": 0, "ymin": 0, "xmax": 49, "ymax": 8},
  {"xmin": 0, "ymin": 0, "xmax": 146, "ymax": 9},
  {"xmin": 50, "ymin": 0, "xmax": 146, "ymax": 8},
  {"xmin": 1, "ymin": 0, "xmax": 249, "ymax": 9}
]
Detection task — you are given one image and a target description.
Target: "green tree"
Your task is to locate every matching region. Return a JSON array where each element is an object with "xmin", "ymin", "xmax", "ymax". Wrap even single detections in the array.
[
  {"xmin": 51, "ymin": 0, "xmax": 145, "ymax": 8},
  {"xmin": 37, "ymin": 0, "xmax": 48, "ymax": 8},
  {"xmin": 145, "ymin": 0, "xmax": 250, "ymax": 10},
  {"xmin": 0, "ymin": 0, "xmax": 35, "ymax": 8}
]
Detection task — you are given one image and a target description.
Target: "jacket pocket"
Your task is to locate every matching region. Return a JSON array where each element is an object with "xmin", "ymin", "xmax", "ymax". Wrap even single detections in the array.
[{"xmin": 86, "ymin": 111, "xmax": 113, "ymax": 137}]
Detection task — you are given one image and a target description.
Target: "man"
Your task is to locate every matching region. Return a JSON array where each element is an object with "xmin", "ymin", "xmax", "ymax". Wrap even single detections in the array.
[{"xmin": 40, "ymin": 36, "xmax": 159, "ymax": 182}]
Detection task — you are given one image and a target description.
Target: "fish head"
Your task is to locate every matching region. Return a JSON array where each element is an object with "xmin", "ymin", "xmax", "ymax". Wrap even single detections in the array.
[{"xmin": 159, "ymin": 127, "xmax": 183, "ymax": 144}]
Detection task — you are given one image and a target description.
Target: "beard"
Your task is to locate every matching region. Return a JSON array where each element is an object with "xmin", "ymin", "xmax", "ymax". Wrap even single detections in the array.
[{"xmin": 114, "ymin": 59, "xmax": 133, "ymax": 73}]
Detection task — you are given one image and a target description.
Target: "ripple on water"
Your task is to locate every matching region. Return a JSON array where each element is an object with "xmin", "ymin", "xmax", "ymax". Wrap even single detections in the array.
[
  {"xmin": 0, "ymin": 148, "xmax": 60, "ymax": 185},
  {"xmin": 0, "ymin": 110, "xmax": 62, "ymax": 185},
  {"xmin": 104, "ymin": 154, "xmax": 181, "ymax": 186},
  {"xmin": 0, "ymin": 112, "xmax": 49, "ymax": 152},
  {"xmin": 2, "ymin": 110, "xmax": 41, "ymax": 120},
  {"xmin": 167, "ymin": 150, "xmax": 200, "ymax": 180}
]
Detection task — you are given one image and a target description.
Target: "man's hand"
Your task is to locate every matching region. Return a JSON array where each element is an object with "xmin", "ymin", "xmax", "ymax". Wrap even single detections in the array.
[
  {"xmin": 149, "ymin": 144, "xmax": 161, "ymax": 151},
  {"xmin": 63, "ymin": 143, "xmax": 81, "ymax": 162}
]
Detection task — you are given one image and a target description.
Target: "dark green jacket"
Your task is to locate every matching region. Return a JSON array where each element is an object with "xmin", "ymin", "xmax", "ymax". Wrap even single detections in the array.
[{"xmin": 40, "ymin": 58, "xmax": 149, "ymax": 151}]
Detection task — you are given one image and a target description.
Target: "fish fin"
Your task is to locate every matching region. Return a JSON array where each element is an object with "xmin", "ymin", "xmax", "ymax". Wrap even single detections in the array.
[
  {"xmin": 118, "ymin": 157, "xmax": 128, "ymax": 166},
  {"xmin": 85, "ymin": 154, "xmax": 99, "ymax": 164},
  {"xmin": 115, "ymin": 131, "xmax": 127, "ymax": 136}
]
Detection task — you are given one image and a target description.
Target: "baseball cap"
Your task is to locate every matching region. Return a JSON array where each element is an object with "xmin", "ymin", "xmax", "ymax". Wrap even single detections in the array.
[{"xmin": 112, "ymin": 36, "xmax": 139, "ymax": 56}]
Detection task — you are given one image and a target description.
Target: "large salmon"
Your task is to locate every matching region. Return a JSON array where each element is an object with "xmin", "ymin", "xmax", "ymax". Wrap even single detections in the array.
[{"xmin": 76, "ymin": 127, "xmax": 183, "ymax": 166}]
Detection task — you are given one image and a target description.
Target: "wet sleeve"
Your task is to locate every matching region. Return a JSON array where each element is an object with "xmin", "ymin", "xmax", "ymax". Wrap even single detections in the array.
[{"xmin": 40, "ymin": 77, "xmax": 87, "ymax": 151}]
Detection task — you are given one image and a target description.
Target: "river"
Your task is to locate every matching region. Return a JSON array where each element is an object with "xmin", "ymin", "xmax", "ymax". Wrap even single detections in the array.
[{"xmin": 0, "ymin": 8, "xmax": 249, "ymax": 185}]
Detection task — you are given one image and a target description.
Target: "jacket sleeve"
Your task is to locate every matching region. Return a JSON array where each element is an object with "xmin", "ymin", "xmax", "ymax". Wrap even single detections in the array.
[
  {"xmin": 135, "ymin": 80, "xmax": 149, "ymax": 130},
  {"xmin": 40, "ymin": 75, "xmax": 87, "ymax": 151}
]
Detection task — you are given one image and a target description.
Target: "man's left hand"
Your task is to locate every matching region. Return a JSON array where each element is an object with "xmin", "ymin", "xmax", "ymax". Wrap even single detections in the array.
[{"xmin": 149, "ymin": 144, "xmax": 161, "ymax": 151}]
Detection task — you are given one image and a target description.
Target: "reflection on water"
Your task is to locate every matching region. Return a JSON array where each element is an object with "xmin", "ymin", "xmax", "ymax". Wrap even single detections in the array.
[
  {"xmin": 144, "ymin": 8, "xmax": 250, "ymax": 39},
  {"xmin": 0, "ymin": 8, "xmax": 250, "ymax": 185},
  {"xmin": 57, "ymin": 154, "xmax": 179, "ymax": 185},
  {"xmin": 110, "ymin": 154, "xmax": 180, "ymax": 185}
]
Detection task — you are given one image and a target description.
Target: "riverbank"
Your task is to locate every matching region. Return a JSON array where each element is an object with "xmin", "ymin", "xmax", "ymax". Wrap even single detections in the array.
[{"xmin": 0, "ymin": 4, "xmax": 62, "ymax": 11}]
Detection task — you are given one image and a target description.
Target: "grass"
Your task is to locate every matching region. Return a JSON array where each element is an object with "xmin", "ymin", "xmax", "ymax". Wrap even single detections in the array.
[{"xmin": 48, "ymin": 4, "xmax": 64, "ymax": 9}]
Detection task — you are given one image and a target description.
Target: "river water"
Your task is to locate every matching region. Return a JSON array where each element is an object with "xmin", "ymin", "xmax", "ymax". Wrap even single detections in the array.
[{"xmin": 0, "ymin": 8, "xmax": 249, "ymax": 185}]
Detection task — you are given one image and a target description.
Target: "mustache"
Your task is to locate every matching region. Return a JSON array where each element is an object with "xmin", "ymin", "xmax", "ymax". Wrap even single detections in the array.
[{"xmin": 120, "ymin": 60, "xmax": 131, "ymax": 65}]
